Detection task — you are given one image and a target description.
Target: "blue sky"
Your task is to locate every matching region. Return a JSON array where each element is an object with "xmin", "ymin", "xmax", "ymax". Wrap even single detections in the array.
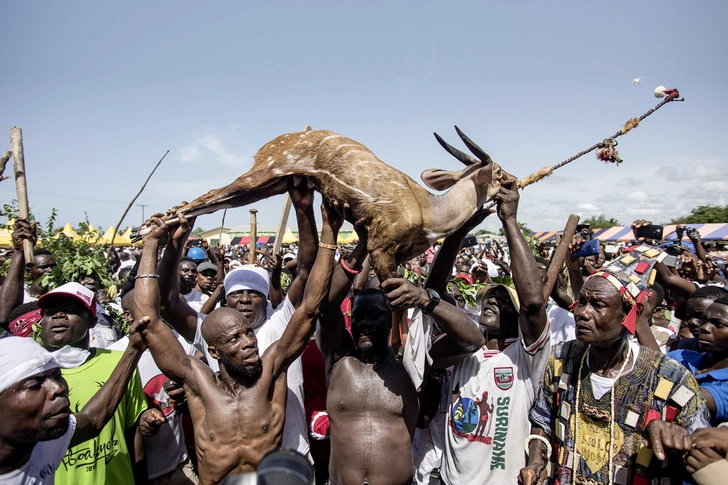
[{"xmin": 1, "ymin": 1, "xmax": 726, "ymax": 235}]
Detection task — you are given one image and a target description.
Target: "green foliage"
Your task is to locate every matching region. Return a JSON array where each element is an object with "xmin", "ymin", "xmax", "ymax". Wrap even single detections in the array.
[
  {"xmin": 582, "ymin": 215, "xmax": 620, "ymax": 228},
  {"xmin": 476, "ymin": 229, "xmax": 496, "ymax": 235},
  {"xmin": 1, "ymin": 200, "xmax": 126, "ymax": 334},
  {"xmin": 670, "ymin": 205, "xmax": 728, "ymax": 224},
  {"xmin": 192, "ymin": 227, "xmax": 205, "ymax": 237},
  {"xmin": 401, "ymin": 265, "xmax": 425, "ymax": 287},
  {"xmin": 447, "ymin": 277, "xmax": 487, "ymax": 310}
]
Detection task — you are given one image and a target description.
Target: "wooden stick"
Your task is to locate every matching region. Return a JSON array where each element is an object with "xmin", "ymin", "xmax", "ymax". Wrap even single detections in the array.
[
  {"xmin": 249, "ymin": 209, "xmax": 258, "ymax": 265},
  {"xmin": 218, "ymin": 209, "xmax": 227, "ymax": 245},
  {"xmin": 543, "ymin": 214, "xmax": 579, "ymax": 303},
  {"xmin": 9, "ymin": 127, "xmax": 34, "ymax": 263},
  {"xmin": 110, "ymin": 150, "xmax": 169, "ymax": 248},
  {"xmin": 272, "ymin": 195, "xmax": 292, "ymax": 256},
  {"xmin": 0, "ymin": 151, "xmax": 12, "ymax": 182}
]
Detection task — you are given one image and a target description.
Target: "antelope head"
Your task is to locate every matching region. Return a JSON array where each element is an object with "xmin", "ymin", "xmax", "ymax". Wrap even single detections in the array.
[{"xmin": 422, "ymin": 126, "xmax": 506, "ymax": 205}]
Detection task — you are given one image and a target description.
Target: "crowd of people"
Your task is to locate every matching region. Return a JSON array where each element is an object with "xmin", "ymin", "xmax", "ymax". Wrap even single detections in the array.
[{"xmin": 1, "ymin": 176, "xmax": 728, "ymax": 485}]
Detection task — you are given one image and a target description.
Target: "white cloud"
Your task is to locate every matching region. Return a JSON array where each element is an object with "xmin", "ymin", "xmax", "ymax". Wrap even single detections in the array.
[
  {"xmin": 179, "ymin": 145, "xmax": 200, "ymax": 163},
  {"xmin": 626, "ymin": 191, "xmax": 649, "ymax": 202},
  {"xmin": 578, "ymin": 203, "xmax": 598, "ymax": 211}
]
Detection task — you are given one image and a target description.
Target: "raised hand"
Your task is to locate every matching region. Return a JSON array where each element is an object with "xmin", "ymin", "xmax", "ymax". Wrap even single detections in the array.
[
  {"xmin": 142, "ymin": 216, "xmax": 169, "ymax": 242},
  {"xmin": 11, "ymin": 218, "xmax": 37, "ymax": 250},
  {"xmin": 494, "ymin": 175, "xmax": 519, "ymax": 224},
  {"xmin": 128, "ymin": 316, "xmax": 151, "ymax": 352},
  {"xmin": 381, "ymin": 278, "xmax": 428, "ymax": 311},
  {"xmin": 321, "ymin": 199, "xmax": 345, "ymax": 232}
]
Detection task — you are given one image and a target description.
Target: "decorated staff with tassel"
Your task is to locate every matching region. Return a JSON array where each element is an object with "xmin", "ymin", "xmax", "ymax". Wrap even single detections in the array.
[{"xmin": 521, "ymin": 247, "xmax": 710, "ymax": 485}]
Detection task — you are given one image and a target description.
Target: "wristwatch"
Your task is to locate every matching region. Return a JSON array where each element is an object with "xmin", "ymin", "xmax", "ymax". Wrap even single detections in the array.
[{"xmin": 422, "ymin": 288, "xmax": 441, "ymax": 314}]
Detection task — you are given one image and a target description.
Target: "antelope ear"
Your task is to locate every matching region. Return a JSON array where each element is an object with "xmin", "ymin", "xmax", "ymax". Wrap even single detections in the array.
[
  {"xmin": 473, "ymin": 164, "xmax": 494, "ymax": 186},
  {"xmin": 421, "ymin": 169, "xmax": 460, "ymax": 191}
]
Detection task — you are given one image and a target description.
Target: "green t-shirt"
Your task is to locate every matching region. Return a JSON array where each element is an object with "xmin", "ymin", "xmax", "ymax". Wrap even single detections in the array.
[{"xmin": 55, "ymin": 348, "xmax": 146, "ymax": 485}]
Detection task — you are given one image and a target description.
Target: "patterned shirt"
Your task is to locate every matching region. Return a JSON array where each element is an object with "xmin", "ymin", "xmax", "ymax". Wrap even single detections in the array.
[{"xmin": 529, "ymin": 340, "xmax": 710, "ymax": 485}]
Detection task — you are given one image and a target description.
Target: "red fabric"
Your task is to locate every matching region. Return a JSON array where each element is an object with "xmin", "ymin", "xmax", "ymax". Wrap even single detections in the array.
[
  {"xmin": 634, "ymin": 261, "xmax": 649, "ymax": 275},
  {"xmin": 301, "ymin": 340, "xmax": 330, "ymax": 461},
  {"xmin": 311, "ymin": 412, "xmax": 330, "ymax": 438},
  {"xmin": 665, "ymin": 405, "xmax": 678, "ymax": 422},
  {"xmin": 645, "ymin": 408, "xmax": 661, "ymax": 427},
  {"xmin": 9, "ymin": 309, "xmax": 41, "ymax": 338},
  {"xmin": 633, "ymin": 475, "xmax": 649, "ymax": 485}
]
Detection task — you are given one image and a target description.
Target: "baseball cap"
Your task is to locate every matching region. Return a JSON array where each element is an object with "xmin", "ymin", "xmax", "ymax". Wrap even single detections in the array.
[
  {"xmin": 38, "ymin": 282, "xmax": 97, "ymax": 316},
  {"xmin": 224, "ymin": 266, "xmax": 270, "ymax": 298},
  {"xmin": 197, "ymin": 262, "xmax": 218, "ymax": 274}
]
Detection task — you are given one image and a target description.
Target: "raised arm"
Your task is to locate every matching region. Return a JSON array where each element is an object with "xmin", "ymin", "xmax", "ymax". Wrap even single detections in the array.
[
  {"xmin": 0, "ymin": 219, "xmax": 36, "ymax": 328},
  {"xmin": 270, "ymin": 201, "xmax": 342, "ymax": 378},
  {"xmin": 71, "ymin": 318, "xmax": 146, "ymax": 446},
  {"xmin": 382, "ymin": 277, "xmax": 484, "ymax": 370},
  {"xmin": 136, "ymin": 218, "xmax": 209, "ymax": 392},
  {"xmin": 494, "ymin": 176, "xmax": 547, "ymax": 346},
  {"xmin": 318, "ymin": 208, "xmax": 368, "ymax": 365},
  {"xmin": 425, "ymin": 207, "xmax": 491, "ymax": 295},
  {"xmin": 285, "ymin": 184, "xmax": 318, "ymax": 308},
  {"xmin": 156, "ymin": 210, "xmax": 200, "ymax": 342}
]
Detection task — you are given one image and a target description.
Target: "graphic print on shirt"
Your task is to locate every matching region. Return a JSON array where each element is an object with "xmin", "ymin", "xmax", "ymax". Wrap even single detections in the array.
[
  {"xmin": 448, "ymin": 371, "xmax": 514, "ymax": 470},
  {"xmin": 145, "ymin": 374, "xmax": 176, "ymax": 418},
  {"xmin": 62, "ymin": 381, "xmax": 119, "ymax": 471}
]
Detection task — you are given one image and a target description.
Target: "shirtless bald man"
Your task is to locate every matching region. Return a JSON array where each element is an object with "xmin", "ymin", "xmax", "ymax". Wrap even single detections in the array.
[
  {"xmin": 318, "ymin": 209, "xmax": 488, "ymax": 485},
  {"xmin": 134, "ymin": 202, "xmax": 342, "ymax": 484}
]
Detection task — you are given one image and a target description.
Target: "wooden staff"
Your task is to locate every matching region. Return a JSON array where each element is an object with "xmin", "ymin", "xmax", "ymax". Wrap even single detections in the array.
[
  {"xmin": 218, "ymin": 209, "xmax": 227, "ymax": 245},
  {"xmin": 9, "ymin": 127, "xmax": 34, "ymax": 263},
  {"xmin": 111, "ymin": 150, "xmax": 169, "ymax": 248},
  {"xmin": 542, "ymin": 214, "xmax": 580, "ymax": 303},
  {"xmin": 249, "ymin": 209, "xmax": 258, "ymax": 265}
]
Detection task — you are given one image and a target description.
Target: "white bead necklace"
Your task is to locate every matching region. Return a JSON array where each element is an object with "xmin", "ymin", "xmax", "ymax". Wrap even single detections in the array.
[{"xmin": 572, "ymin": 344, "xmax": 632, "ymax": 485}]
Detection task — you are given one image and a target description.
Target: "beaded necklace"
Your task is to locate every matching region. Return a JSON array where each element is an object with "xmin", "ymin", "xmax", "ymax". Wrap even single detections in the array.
[{"xmin": 572, "ymin": 344, "xmax": 632, "ymax": 485}]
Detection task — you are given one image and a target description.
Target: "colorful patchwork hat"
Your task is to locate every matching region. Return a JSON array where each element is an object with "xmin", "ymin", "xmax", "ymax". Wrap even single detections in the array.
[{"xmin": 587, "ymin": 244, "xmax": 666, "ymax": 335}]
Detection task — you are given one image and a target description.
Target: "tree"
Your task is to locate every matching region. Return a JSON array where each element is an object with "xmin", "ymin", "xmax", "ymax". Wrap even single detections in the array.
[
  {"xmin": 581, "ymin": 215, "xmax": 620, "ymax": 228},
  {"xmin": 670, "ymin": 205, "xmax": 728, "ymax": 224},
  {"xmin": 499, "ymin": 222, "xmax": 538, "ymax": 255},
  {"xmin": 192, "ymin": 227, "xmax": 205, "ymax": 237}
]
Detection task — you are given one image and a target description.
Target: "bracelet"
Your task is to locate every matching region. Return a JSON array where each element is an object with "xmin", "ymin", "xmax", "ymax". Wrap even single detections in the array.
[
  {"xmin": 136, "ymin": 274, "xmax": 159, "ymax": 279},
  {"xmin": 524, "ymin": 434, "xmax": 552, "ymax": 461},
  {"xmin": 341, "ymin": 258, "xmax": 361, "ymax": 275},
  {"xmin": 319, "ymin": 242, "xmax": 337, "ymax": 250}
]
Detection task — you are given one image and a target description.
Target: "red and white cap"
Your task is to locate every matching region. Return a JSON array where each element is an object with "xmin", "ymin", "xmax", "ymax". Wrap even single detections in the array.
[{"xmin": 38, "ymin": 282, "xmax": 97, "ymax": 316}]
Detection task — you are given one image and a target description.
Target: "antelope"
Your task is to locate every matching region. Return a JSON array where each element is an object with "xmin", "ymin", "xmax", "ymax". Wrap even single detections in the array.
[{"xmin": 133, "ymin": 127, "xmax": 507, "ymax": 281}]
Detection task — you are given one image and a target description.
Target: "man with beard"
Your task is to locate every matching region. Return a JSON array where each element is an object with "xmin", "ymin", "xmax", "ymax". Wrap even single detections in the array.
[
  {"xmin": 157, "ymin": 187, "xmax": 320, "ymax": 459},
  {"xmin": 0, "ymin": 322, "xmax": 147, "ymax": 484},
  {"xmin": 134, "ymin": 200, "xmax": 341, "ymax": 483}
]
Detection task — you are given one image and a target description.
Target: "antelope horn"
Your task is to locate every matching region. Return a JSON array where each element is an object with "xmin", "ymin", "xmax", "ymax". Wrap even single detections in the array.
[
  {"xmin": 454, "ymin": 126, "xmax": 493, "ymax": 165},
  {"xmin": 433, "ymin": 132, "xmax": 479, "ymax": 166}
]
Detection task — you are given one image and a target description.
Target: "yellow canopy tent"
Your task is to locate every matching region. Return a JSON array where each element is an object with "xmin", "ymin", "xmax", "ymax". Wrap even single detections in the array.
[
  {"xmin": 281, "ymin": 227, "xmax": 298, "ymax": 244},
  {"xmin": 61, "ymin": 222, "xmax": 75, "ymax": 237},
  {"xmin": 0, "ymin": 228, "xmax": 12, "ymax": 248},
  {"xmin": 337, "ymin": 232, "xmax": 351, "ymax": 244},
  {"xmin": 98, "ymin": 226, "xmax": 117, "ymax": 245},
  {"xmin": 113, "ymin": 227, "xmax": 135, "ymax": 247}
]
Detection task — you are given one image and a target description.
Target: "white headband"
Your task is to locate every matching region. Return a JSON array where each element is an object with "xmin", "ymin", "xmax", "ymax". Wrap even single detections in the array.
[{"xmin": 0, "ymin": 337, "xmax": 90, "ymax": 395}]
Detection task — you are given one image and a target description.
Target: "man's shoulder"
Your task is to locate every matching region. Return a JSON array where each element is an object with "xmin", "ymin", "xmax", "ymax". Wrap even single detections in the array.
[
  {"xmin": 649, "ymin": 347, "xmax": 702, "ymax": 381},
  {"xmin": 551, "ymin": 339, "xmax": 585, "ymax": 360},
  {"xmin": 666, "ymin": 348, "xmax": 704, "ymax": 367}
]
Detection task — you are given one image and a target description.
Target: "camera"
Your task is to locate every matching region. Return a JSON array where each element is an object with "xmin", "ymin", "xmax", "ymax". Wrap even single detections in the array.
[
  {"xmin": 685, "ymin": 227, "xmax": 699, "ymax": 239},
  {"xmin": 665, "ymin": 245, "xmax": 684, "ymax": 257}
]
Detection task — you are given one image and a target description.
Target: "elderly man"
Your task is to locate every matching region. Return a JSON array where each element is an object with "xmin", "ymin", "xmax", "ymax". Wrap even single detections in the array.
[
  {"xmin": 522, "ymin": 247, "xmax": 711, "ymax": 485},
  {"xmin": 134, "ymin": 200, "xmax": 341, "ymax": 483},
  {"xmin": 37, "ymin": 282, "xmax": 154, "ymax": 484},
  {"xmin": 0, "ymin": 321, "xmax": 146, "ymax": 484}
]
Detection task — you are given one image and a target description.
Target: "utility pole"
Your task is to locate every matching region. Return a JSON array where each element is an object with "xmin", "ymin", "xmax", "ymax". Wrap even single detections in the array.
[{"xmin": 136, "ymin": 204, "xmax": 149, "ymax": 224}]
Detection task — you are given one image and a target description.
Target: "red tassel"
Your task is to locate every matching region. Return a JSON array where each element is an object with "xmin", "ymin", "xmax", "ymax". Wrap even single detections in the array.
[{"xmin": 622, "ymin": 291, "xmax": 648, "ymax": 335}]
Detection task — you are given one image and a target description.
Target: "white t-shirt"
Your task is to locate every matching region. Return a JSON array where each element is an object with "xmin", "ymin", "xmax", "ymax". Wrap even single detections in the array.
[
  {"xmin": 547, "ymin": 301, "xmax": 575, "ymax": 345},
  {"xmin": 193, "ymin": 297, "xmax": 310, "ymax": 456},
  {"xmin": 0, "ymin": 415, "xmax": 77, "ymax": 484},
  {"xmin": 182, "ymin": 289, "xmax": 209, "ymax": 314},
  {"xmin": 441, "ymin": 323, "xmax": 550, "ymax": 485},
  {"xmin": 109, "ymin": 332, "xmax": 196, "ymax": 479}
]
